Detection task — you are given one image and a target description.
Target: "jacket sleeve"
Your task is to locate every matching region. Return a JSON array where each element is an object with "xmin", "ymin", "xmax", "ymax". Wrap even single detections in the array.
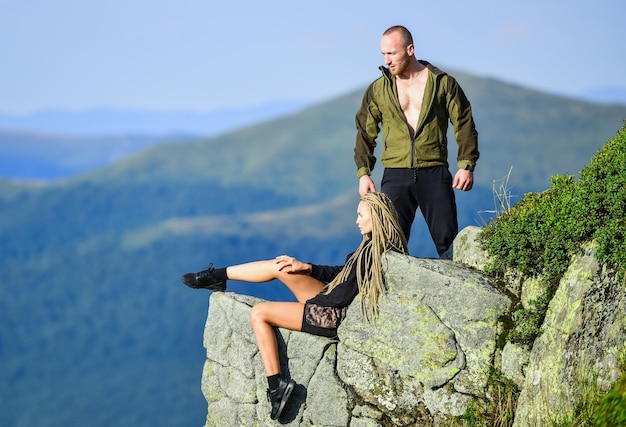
[
  {"xmin": 445, "ymin": 76, "xmax": 480, "ymax": 171},
  {"xmin": 306, "ymin": 261, "xmax": 360, "ymax": 308},
  {"xmin": 309, "ymin": 264, "xmax": 344, "ymax": 283},
  {"xmin": 354, "ymin": 83, "xmax": 382, "ymax": 178}
]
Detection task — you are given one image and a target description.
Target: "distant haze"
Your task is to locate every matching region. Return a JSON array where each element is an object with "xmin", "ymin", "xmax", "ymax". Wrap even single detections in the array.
[{"xmin": 0, "ymin": 100, "xmax": 312, "ymax": 137}]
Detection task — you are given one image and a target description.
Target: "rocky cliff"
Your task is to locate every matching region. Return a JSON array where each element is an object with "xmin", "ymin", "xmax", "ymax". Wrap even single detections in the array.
[{"xmin": 199, "ymin": 226, "xmax": 626, "ymax": 426}]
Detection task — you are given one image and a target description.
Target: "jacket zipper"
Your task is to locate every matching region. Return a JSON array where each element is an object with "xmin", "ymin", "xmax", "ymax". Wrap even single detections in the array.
[{"xmin": 386, "ymin": 76, "xmax": 417, "ymax": 168}]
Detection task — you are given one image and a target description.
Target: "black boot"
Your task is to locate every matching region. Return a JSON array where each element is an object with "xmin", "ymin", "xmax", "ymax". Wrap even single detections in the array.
[
  {"xmin": 181, "ymin": 264, "xmax": 226, "ymax": 291},
  {"xmin": 267, "ymin": 377, "xmax": 295, "ymax": 420}
]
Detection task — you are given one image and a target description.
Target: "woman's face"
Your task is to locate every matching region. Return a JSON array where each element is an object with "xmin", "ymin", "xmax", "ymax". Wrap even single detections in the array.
[{"xmin": 356, "ymin": 201, "xmax": 373, "ymax": 235}]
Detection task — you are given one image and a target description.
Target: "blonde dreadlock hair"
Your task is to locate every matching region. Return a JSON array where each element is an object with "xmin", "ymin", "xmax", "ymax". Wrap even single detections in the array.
[{"xmin": 325, "ymin": 192, "xmax": 408, "ymax": 321}]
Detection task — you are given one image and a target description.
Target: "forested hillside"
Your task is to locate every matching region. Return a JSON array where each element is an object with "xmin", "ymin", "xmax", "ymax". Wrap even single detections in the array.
[{"xmin": 1, "ymin": 74, "xmax": 625, "ymax": 427}]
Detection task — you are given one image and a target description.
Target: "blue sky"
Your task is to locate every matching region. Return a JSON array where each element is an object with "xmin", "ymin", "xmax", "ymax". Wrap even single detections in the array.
[{"xmin": 1, "ymin": 0, "xmax": 624, "ymax": 115}]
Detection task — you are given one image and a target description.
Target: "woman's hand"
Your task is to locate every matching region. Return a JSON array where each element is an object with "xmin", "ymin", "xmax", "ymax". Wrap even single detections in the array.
[{"xmin": 274, "ymin": 255, "xmax": 312, "ymax": 274}]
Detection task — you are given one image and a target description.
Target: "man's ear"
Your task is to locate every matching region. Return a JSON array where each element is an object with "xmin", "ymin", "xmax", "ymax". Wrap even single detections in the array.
[{"xmin": 406, "ymin": 43, "xmax": 415, "ymax": 57}]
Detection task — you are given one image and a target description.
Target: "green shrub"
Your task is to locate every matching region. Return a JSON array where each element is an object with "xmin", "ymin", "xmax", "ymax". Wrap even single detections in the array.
[
  {"xmin": 481, "ymin": 123, "xmax": 626, "ymax": 280},
  {"xmin": 509, "ymin": 294, "xmax": 550, "ymax": 345},
  {"xmin": 479, "ymin": 123, "xmax": 626, "ymax": 344},
  {"xmin": 576, "ymin": 125, "xmax": 626, "ymax": 274},
  {"xmin": 591, "ymin": 373, "xmax": 626, "ymax": 426},
  {"xmin": 479, "ymin": 173, "xmax": 579, "ymax": 288}
]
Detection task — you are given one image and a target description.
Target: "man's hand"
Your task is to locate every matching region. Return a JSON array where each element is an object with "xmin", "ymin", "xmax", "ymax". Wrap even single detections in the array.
[
  {"xmin": 359, "ymin": 175, "xmax": 377, "ymax": 196},
  {"xmin": 453, "ymin": 169, "xmax": 474, "ymax": 191},
  {"xmin": 274, "ymin": 255, "xmax": 312, "ymax": 274}
]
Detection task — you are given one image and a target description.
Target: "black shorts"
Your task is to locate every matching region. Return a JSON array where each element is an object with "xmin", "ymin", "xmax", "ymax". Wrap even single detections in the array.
[{"xmin": 301, "ymin": 301, "xmax": 348, "ymax": 338}]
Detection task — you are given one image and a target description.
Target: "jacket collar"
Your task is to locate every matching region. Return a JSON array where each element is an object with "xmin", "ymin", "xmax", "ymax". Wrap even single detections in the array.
[{"xmin": 379, "ymin": 60, "xmax": 446, "ymax": 81}]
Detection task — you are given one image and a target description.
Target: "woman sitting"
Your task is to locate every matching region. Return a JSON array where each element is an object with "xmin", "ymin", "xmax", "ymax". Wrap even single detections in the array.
[{"xmin": 181, "ymin": 191, "xmax": 408, "ymax": 420}]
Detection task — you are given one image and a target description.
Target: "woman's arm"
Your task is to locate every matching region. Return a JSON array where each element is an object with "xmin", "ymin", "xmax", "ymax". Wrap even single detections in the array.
[
  {"xmin": 274, "ymin": 255, "xmax": 312, "ymax": 274},
  {"xmin": 275, "ymin": 255, "xmax": 344, "ymax": 283}
]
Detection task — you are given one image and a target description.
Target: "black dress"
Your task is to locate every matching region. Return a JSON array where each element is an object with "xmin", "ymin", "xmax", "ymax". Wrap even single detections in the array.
[{"xmin": 301, "ymin": 254, "xmax": 361, "ymax": 338}]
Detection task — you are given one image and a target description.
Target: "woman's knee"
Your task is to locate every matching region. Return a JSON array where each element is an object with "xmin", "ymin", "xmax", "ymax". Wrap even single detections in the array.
[{"xmin": 250, "ymin": 303, "xmax": 269, "ymax": 326}]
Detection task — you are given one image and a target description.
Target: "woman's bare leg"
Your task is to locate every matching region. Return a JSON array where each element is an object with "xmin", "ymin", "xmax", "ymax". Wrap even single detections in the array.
[
  {"xmin": 226, "ymin": 260, "xmax": 283, "ymax": 282},
  {"xmin": 250, "ymin": 301, "xmax": 305, "ymax": 376},
  {"xmin": 227, "ymin": 260, "xmax": 324, "ymax": 303}
]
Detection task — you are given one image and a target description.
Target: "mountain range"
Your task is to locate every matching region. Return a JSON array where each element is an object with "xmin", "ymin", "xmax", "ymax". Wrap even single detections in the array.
[
  {"xmin": 0, "ymin": 100, "xmax": 312, "ymax": 180},
  {"xmin": 1, "ymin": 72, "xmax": 625, "ymax": 427},
  {"xmin": 0, "ymin": 100, "xmax": 312, "ymax": 137}
]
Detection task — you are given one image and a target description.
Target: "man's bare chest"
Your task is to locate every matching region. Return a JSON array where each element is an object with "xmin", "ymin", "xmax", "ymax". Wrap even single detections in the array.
[{"xmin": 396, "ymin": 80, "xmax": 426, "ymax": 126}]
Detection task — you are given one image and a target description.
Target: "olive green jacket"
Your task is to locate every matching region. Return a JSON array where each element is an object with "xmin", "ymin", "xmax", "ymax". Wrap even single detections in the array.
[{"xmin": 354, "ymin": 61, "xmax": 479, "ymax": 178}]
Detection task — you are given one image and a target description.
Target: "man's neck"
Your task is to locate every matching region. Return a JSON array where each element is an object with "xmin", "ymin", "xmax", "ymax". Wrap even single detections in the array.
[{"xmin": 396, "ymin": 60, "xmax": 424, "ymax": 81}]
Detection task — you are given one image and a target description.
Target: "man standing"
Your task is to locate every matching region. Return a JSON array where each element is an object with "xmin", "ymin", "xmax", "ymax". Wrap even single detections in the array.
[{"xmin": 354, "ymin": 25, "xmax": 479, "ymax": 256}]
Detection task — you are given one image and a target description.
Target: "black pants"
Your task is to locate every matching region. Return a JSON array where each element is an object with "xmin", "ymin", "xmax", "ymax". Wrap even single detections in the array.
[{"xmin": 381, "ymin": 166, "xmax": 458, "ymax": 256}]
